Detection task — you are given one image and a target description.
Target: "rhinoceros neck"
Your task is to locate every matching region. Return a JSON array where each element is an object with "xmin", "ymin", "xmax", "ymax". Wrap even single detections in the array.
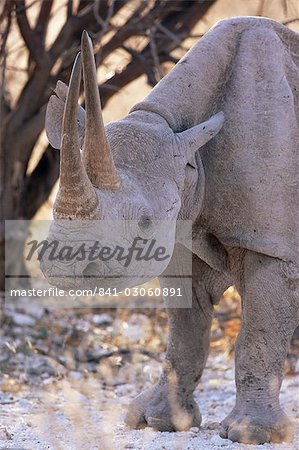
[{"xmin": 130, "ymin": 17, "xmax": 296, "ymax": 132}]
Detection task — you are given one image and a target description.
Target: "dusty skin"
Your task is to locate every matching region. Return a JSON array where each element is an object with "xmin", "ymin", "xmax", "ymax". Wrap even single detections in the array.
[{"xmin": 43, "ymin": 18, "xmax": 299, "ymax": 444}]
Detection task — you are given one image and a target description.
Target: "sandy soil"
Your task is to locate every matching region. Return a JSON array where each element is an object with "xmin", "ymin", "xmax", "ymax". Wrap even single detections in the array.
[{"xmin": 1, "ymin": 352, "xmax": 298, "ymax": 450}]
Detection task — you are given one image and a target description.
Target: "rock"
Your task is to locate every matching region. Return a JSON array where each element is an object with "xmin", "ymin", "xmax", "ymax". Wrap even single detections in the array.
[
  {"xmin": 91, "ymin": 313, "xmax": 113, "ymax": 326},
  {"xmin": 69, "ymin": 371, "xmax": 83, "ymax": 380},
  {"xmin": 190, "ymin": 426, "xmax": 199, "ymax": 433},
  {"xmin": 0, "ymin": 392, "xmax": 15, "ymax": 405},
  {"xmin": 205, "ymin": 421, "xmax": 220, "ymax": 430},
  {"xmin": 115, "ymin": 383, "xmax": 135, "ymax": 396},
  {"xmin": 43, "ymin": 377, "xmax": 55, "ymax": 385},
  {"xmin": 0, "ymin": 427, "xmax": 12, "ymax": 440},
  {"xmin": 0, "ymin": 352, "xmax": 9, "ymax": 363},
  {"xmin": 26, "ymin": 355, "xmax": 66, "ymax": 377},
  {"xmin": 22, "ymin": 304, "xmax": 45, "ymax": 319},
  {"xmin": 123, "ymin": 314, "xmax": 151, "ymax": 343},
  {"xmin": 210, "ymin": 434, "xmax": 230, "ymax": 446},
  {"xmin": 11, "ymin": 312, "xmax": 36, "ymax": 327},
  {"xmin": 18, "ymin": 399, "xmax": 33, "ymax": 411}
]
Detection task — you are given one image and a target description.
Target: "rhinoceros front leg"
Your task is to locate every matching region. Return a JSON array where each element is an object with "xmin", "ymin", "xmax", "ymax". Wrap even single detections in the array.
[
  {"xmin": 221, "ymin": 250, "xmax": 299, "ymax": 444},
  {"xmin": 125, "ymin": 249, "xmax": 231, "ymax": 431}
]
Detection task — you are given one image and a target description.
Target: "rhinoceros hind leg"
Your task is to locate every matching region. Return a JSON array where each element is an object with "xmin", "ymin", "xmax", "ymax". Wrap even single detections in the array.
[
  {"xmin": 220, "ymin": 403, "xmax": 294, "ymax": 444},
  {"xmin": 221, "ymin": 250, "xmax": 298, "ymax": 444}
]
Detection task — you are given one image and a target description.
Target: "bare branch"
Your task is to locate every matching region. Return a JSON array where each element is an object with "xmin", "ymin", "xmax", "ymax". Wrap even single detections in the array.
[
  {"xmin": 100, "ymin": 0, "xmax": 216, "ymax": 105},
  {"xmin": 0, "ymin": 1, "xmax": 13, "ymax": 120},
  {"xmin": 282, "ymin": 18, "xmax": 299, "ymax": 25},
  {"xmin": 282, "ymin": 0, "xmax": 288, "ymax": 16},
  {"xmin": 35, "ymin": 0, "xmax": 53, "ymax": 41},
  {"xmin": 20, "ymin": 145, "xmax": 60, "ymax": 219},
  {"xmin": 0, "ymin": 0, "xmax": 13, "ymax": 59},
  {"xmin": 15, "ymin": 0, "xmax": 49, "ymax": 65},
  {"xmin": 257, "ymin": 0, "xmax": 266, "ymax": 17},
  {"xmin": 48, "ymin": 0, "xmax": 125, "ymax": 62},
  {"xmin": 67, "ymin": 0, "xmax": 73, "ymax": 19},
  {"xmin": 149, "ymin": 26, "xmax": 163, "ymax": 82},
  {"xmin": 156, "ymin": 22, "xmax": 181, "ymax": 45},
  {"xmin": 93, "ymin": 0, "xmax": 116, "ymax": 61},
  {"xmin": 122, "ymin": 44, "xmax": 158, "ymax": 86}
]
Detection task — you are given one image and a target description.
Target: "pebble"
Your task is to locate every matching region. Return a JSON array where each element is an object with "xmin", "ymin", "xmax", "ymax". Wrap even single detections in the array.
[
  {"xmin": 0, "ymin": 352, "xmax": 9, "ymax": 363},
  {"xmin": 0, "ymin": 427, "xmax": 12, "ymax": 440},
  {"xmin": 11, "ymin": 313, "xmax": 36, "ymax": 327},
  {"xmin": 69, "ymin": 371, "xmax": 83, "ymax": 380},
  {"xmin": 0, "ymin": 392, "xmax": 15, "ymax": 405},
  {"xmin": 210, "ymin": 434, "xmax": 231, "ymax": 446},
  {"xmin": 205, "ymin": 421, "xmax": 220, "ymax": 430},
  {"xmin": 124, "ymin": 314, "xmax": 151, "ymax": 343},
  {"xmin": 190, "ymin": 427, "xmax": 199, "ymax": 433},
  {"xmin": 18, "ymin": 399, "xmax": 33, "ymax": 411},
  {"xmin": 92, "ymin": 313, "xmax": 113, "ymax": 326},
  {"xmin": 115, "ymin": 384, "xmax": 135, "ymax": 396},
  {"xmin": 22, "ymin": 304, "xmax": 45, "ymax": 319},
  {"xmin": 26, "ymin": 355, "xmax": 66, "ymax": 377}
]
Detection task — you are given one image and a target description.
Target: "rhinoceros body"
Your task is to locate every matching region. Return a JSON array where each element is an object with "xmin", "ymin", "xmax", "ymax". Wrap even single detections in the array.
[
  {"xmin": 43, "ymin": 18, "xmax": 299, "ymax": 444},
  {"xmin": 132, "ymin": 17, "xmax": 299, "ymax": 268}
]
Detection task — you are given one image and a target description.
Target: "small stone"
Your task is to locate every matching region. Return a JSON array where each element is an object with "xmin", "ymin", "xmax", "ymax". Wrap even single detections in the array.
[
  {"xmin": 0, "ymin": 352, "xmax": 9, "ymax": 363},
  {"xmin": 26, "ymin": 355, "xmax": 66, "ymax": 377},
  {"xmin": 92, "ymin": 313, "xmax": 113, "ymax": 326},
  {"xmin": 115, "ymin": 383, "xmax": 135, "ymax": 396},
  {"xmin": 205, "ymin": 421, "xmax": 220, "ymax": 430},
  {"xmin": 0, "ymin": 427, "xmax": 12, "ymax": 440},
  {"xmin": 0, "ymin": 392, "xmax": 15, "ymax": 405},
  {"xmin": 69, "ymin": 371, "xmax": 82, "ymax": 380},
  {"xmin": 124, "ymin": 444, "xmax": 135, "ymax": 449},
  {"xmin": 124, "ymin": 314, "xmax": 151, "ymax": 343},
  {"xmin": 211, "ymin": 434, "xmax": 230, "ymax": 446},
  {"xmin": 190, "ymin": 427, "xmax": 199, "ymax": 433},
  {"xmin": 43, "ymin": 377, "xmax": 55, "ymax": 385},
  {"xmin": 12, "ymin": 312, "xmax": 36, "ymax": 327},
  {"xmin": 23, "ymin": 304, "xmax": 45, "ymax": 319},
  {"xmin": 18, "ymin": 399, "xmax": 33, "ymax": 411}
]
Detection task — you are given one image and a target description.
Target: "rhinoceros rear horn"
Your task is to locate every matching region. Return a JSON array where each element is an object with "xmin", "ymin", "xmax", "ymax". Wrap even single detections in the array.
[
  {"xmin": 54, "ymin": 53, "xmax": 99, "ymax": 220},
  {"xmin": 81, "ymin": 30, "xmax": 120, "ymax": 190}
]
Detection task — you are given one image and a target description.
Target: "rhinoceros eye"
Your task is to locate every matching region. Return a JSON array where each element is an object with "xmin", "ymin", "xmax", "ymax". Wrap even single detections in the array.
[{"xmin": 138, "ymin": 216, "xmax": 153, "ymax": 234}]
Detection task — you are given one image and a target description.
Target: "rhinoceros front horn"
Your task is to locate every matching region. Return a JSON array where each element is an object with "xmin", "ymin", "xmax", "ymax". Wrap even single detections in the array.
[
  {"xmin": 81, "ymin": 30, "xmax": 120, "ymax": 189},
  {"xmin": 54, "ymin": 53, "xmax": 99, "ymax": 220}
]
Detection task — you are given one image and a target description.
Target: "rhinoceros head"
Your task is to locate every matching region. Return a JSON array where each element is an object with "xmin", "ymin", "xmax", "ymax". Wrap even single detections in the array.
[{"xmin": 40, "ymin": 31, "xmax": 223, "ymax": 291}]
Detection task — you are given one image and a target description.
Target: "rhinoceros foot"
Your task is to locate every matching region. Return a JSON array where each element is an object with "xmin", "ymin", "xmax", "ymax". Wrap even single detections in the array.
[
  {"xmin": 220, "ymin": 405, "xmax": 294, "ymax": 444},
  {"xmin": 125, "ymin": 381, "xmax": 202, "ymax": 432}
]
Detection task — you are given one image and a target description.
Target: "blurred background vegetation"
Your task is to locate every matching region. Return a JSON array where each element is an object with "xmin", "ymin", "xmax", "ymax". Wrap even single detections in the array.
[{"xmin": 0, "ymin": 0, "xmax": 298, "ymax": 399}]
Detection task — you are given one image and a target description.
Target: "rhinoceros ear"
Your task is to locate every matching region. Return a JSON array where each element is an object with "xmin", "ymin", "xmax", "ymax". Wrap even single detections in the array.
[
  {"xmin": 176, "ymin": 111, "xmax": 224, "ymax": 162},
  {"xmin": 45, "ymin": 80, "xmax": 86, "ymax": 149}
]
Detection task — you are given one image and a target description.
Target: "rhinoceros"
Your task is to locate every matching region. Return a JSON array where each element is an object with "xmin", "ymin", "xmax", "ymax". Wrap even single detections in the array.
[{"xmin": 43, "ymin": 17, "xmax": 299, "ymax": 444}]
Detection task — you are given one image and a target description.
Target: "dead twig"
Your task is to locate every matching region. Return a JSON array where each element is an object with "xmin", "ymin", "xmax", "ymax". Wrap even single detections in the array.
[
  {"xmin": 149, "ymin": 25, "xmax": 163, "ymax": 82},
  {"xmin": 282, "ymin": 17, "xmax": 299, "ymax": 25},
  {"xmin": 123, "ymin": 44, "xmax": 158, "ymax": 86},
  {"xmin": 93, "ymin": 0, "xmax": 115, "ymax": 40},
  {"xmin": 15, "ymin": 0, "xmax": 49, "ymax": 66}
]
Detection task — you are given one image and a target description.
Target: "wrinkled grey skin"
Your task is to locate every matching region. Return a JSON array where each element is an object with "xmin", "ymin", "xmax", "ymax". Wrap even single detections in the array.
[{"xmin": 44, "ymin": 18, "xmax": 299, "ymax": 444}]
